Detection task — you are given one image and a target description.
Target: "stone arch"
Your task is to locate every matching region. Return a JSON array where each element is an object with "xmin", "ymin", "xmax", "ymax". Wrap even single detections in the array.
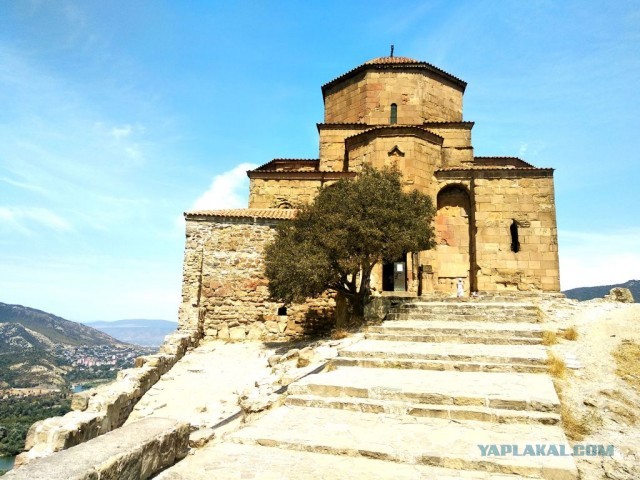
[{"xmin": 435, "ymin": 184, "xmax": 476, "ymax": 294}]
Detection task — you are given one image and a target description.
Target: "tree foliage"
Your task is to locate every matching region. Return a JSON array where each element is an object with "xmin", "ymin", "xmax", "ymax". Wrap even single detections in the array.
[{"xmin": 264, "ymin": 166, "xmax": 436, "ymax": 319}]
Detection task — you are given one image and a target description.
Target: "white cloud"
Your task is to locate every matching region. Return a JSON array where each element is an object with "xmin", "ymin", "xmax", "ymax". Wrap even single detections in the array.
[
  {"xmin": 192, "ymin": 162, "xmax": 257, "ymax": 211},
  {"xmin": 518, "ymin": 143, "xmax": 528, "ymax": 157},
  {"xmin": 0, "ymin": 206, "xmax": 72, "ymax": 234},
  {"xmin": 558, "ymin": 229, "xmax": 640, "ymax": 290},
  {"xmin": 110, "ymin": 124, "xmax": 133, "ymax": 139},
  {"xmin": 0, "ymin": 176, "xmax": 48, "ymax": 195}
]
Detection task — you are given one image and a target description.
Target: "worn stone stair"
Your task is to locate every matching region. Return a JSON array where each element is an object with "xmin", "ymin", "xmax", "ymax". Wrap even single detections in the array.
[
  {"xmin": 386, "ymin": 301, "xmax": 542, "ymax": 323},
  {"xmin": 332, "ymin": 339, "xmax": 549, "ymax": 373},
  {"xmin": 285, "ymin": 368, "xmax": 560, "ymax": 425},
  {"xmin": 366, "ymin": 319, "xmax": 544, "ymax": 345},
  {"xmin": 229, "ymin": 406, "xmax": 576, "ymax": 479},
  {"xmin": 159, "ymin": 442, "xmax": 543, "ymax": 479},
  {"xmin": 160, "ymin": 298, "xmax": 576, "ymax": 479}
]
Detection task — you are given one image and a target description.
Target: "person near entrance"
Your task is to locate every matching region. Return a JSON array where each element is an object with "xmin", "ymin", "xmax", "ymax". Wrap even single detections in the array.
[{"xmin": 456, "ymin": 278, "xmax": 464, "ymax": 298}]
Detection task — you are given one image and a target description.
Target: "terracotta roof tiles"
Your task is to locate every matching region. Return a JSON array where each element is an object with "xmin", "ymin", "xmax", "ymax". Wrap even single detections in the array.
[
  {"xmin": 322, "ymin": 57, "xmax": 466, "ymax": 94},
  {"xmin": 185, "ymin": 208, "xmax": 298, "ymax": 220}
]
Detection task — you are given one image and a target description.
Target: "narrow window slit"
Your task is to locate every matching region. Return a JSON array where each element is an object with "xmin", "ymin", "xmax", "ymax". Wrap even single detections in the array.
[
  {"xmin": 390, "ymin": 103, "xmax": 398, "ymax": 124},
  {"xmin": 510, "ymin": 220, "xmax": 520, "ymax": 253}
]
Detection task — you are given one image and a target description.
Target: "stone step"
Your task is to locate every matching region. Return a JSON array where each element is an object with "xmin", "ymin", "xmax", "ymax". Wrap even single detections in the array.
[
  {"xmin": 386, "ymin": 312, "xmax": 539, "ymax": 323},
  {"xmin": 370, "ymin": 320, "xmax": 544, "ymax": 338},
  {"xmin": 395, "ymin": 301, "xmax": 539, "ymax": 311},
  {"xmin": 331, "ymin": 356, "xmax": 548, "ymax": 373},
  {"xmin": 157, "ymin": 442, "xmax": 542, "ymax": 479},
  {"xmin": 366, "ymin": 332, "xmax": 541, "ymax": 345},
  {"xmin": 338, "ymin": 340, "xmax": 548, "ymax": 367},
  {"xmin": 285, "ymin": 395, "xmax": 561, "ymax": 426},
  {"xmin": 367, "ymin": 320, "xmax": 543, "ymax": 345},
  {"xmin": 229, "ymin": 406, "xmax": 578, "ymax": 480},
  {"xmin": 288, "ymin": 368, "xmax": 559, "ymax": 413},
  {"xmin": 385, "ymin": 302, "xmax": 541, "ymax": 323}
]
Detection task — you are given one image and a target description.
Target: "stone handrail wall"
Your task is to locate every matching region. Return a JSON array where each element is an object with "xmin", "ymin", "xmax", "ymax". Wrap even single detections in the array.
[
  {"xmin": 5, "ymin": 417, "xmax": 189, "ymax": 480},
  {"xmin": 14, "ymin": 328, "xmax": 200, "ymax": 467}
]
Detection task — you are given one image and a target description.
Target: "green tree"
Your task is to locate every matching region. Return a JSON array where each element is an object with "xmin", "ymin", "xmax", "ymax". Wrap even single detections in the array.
[{"xmin": 264, "ymin": 166, "xmax": 436, "ymax": 323}]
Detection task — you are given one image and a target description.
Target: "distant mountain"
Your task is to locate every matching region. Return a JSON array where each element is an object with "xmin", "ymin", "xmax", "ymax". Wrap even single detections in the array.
[
  {"xmin": 84, "ymin": 319, "xmax": 177, "ymax": 347},
  {"xmin": 0, "ymin": 302, "xmax": 129, "ymax": 388},
  {"xmin": 0, "ymin": 302, "xmax": 124, "ymax": 347},
  {"xmin": 563, "ymin": 279, "xmax": 639, "ymax": 302}
]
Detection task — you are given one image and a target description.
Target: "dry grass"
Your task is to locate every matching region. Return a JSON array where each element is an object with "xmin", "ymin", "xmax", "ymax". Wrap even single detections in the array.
[
  {"xmin": 561, "ymin": 404, "xmax": 601, "ymax": 441},
  {"xmin": 542, "ymin": 330, "xmax": 558, "ymax": 346},
  {"xmin": 601, "ymin": 389, "xmax": 638, "ymax": 425},
  {"xmin": 563, "ymin": 326, "xmax": 579, "ymax": 341},
  {"xmin": 613, "ymin": 340, "xmax": 640, "ymax": 393},
  {"xmin": 330, "ymin": 328, "xmax": 350, "ymax": 340},
  {"xmin": 324, "ymin": 361, "xmax": 338, "ymax": 372},
  {"xmin": 547, "ymin": 352, "xmax": 567, "ymax": 378}
]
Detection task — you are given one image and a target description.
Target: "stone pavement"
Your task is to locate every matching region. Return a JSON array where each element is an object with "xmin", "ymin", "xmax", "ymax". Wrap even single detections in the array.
[
  {"xmin": 155, "ymin": 300, "xmax": 577, "ymax": 479},
  {"xmin": 126, "ymin": 341, "xmax": 274, "ymax": 437}
]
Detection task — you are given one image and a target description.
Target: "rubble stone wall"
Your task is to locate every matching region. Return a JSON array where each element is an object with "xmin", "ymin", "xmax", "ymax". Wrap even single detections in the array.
[
  {"xmin": 179, "ymin": 216, "xmax": 335, "ymax": 341},
  {"xmin": 473, "ymin": 174, "xmax": 560, "ymax": 292}
]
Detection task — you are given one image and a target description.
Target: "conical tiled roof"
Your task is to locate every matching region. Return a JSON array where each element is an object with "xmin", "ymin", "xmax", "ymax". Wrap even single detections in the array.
[{"xmin": 322, "ymin": 56, "xmax": 466, "ymax": 94}]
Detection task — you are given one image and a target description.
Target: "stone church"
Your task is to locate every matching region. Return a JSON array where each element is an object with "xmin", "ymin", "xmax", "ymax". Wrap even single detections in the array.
[{"xmin": 178, "ymin": 55, "xmax": 560, "ymax": 340}]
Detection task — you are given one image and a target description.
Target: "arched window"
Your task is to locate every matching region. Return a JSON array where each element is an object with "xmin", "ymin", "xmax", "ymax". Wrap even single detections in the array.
[
  {"xmin": 510, "ymin": 220, "xmax": 520, "ymax": 253},
  {"xmin": 277, "ymin": 306, "xmax": 287, "ymax": 316},
  {"xmin": 390, "ymin": 103, "xmax": 398, "ymax": 124}
]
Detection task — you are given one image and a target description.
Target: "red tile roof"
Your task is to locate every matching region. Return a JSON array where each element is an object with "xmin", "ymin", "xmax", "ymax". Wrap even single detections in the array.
[
  {"xmin": 473, "ymin": 156, "xmax": 536, "ymax": 168},
  {"xmin": 253, "ymin": 158, "xmax": 319, "ymax": 172},
  {"xmin": 437, "ymin": 166, "xmax": 553, "ymax": 172},
  {"xmin": 322, "ymin": 57, "xmax": 467, "ymax": 94},
  {"xmin": 185, "ymin": 209, "xmax": 298, "ymax": 220},
  {"xmin": 364, "ymin": 56, "xmax": 419, "ymax": 65}
]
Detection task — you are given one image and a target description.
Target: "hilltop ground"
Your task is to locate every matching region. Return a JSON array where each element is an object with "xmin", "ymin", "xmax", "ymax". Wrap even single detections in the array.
[
  {"xmin": 114, "ymin": 296, "xmax": 640, "ymax": 480},
  {"xmin": 539, "ymin": 298, "xmax": 640, "ymax": 479}
]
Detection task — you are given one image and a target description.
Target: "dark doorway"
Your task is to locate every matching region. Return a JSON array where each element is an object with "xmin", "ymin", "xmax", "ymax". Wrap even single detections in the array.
[{"xmin": 382, "ymin": 254, "xmax": 406, "ymax": 291}]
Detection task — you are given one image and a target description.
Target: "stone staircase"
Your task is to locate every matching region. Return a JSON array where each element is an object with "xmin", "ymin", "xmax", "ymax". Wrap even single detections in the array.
[{"xmin": 160, "ymin": 299, "xmax": 578, "ymax": 480}]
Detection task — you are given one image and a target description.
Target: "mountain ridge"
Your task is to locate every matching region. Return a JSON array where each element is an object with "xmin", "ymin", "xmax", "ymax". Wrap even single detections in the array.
[
  {"xmin": 84, "ymin": 319, "xmax": 177, "ymax": 347},
  {"xmin": 563, "ymin": 279, "xmax": 639, "ymax": 302},
  {"xmin": 0, "ymin": 302, "xmax": 142, "ymax": 389}
]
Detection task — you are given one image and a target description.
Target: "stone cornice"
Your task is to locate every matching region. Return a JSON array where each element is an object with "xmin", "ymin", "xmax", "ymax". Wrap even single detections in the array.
[
  {"xmin": 436, "ymin": 167, "xmax": 554, "ymax": 180},
  {"xmin": 344, "ymin": 126, "xmax": 444, "ymax": 147},
  {"xmin": 247, "ymin": 170, "xmax": 356, "ymax": 181}
]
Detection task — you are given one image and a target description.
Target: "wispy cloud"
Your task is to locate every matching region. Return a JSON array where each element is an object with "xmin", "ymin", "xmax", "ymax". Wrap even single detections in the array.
[
  {"xmin": 0, "ymin": 175, "xmax": 49, "ymax": 195},
  {"xmin": 192, "ymin": 162, "xmax": 257, "ymax": 210},
  {"xmin": 0, "ymin": 206, "xmax": 72, "ymax": 234},
  {"xmin": 559, "ymin": 229, "xmax": 640, "ymax": 289},
  {"xmin": 110, "ymin": 124, "xmax": 133, "ymax": 140}
]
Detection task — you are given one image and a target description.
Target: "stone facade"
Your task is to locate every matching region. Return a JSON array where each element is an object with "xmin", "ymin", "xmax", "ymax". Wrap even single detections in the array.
[
  {"xmin": 179, "ymin": 54, "xmax": 560, "ymax": 339},
  {"xmin": 179, "ymin": 212, "xmax": 335, "ymax": 341}
]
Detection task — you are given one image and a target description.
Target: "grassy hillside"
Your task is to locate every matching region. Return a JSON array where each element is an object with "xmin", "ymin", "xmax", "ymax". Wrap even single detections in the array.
[
  {"xmin": 563, "ymin": 279, "xmax": 639, "ymax": 302},
  {"xmin": 0, "ymin": 302, "xmax": 123, "ymax": 347},
  {"xmin": 0, "ymin": 302, "xmax": 145, "ymax": 389}
]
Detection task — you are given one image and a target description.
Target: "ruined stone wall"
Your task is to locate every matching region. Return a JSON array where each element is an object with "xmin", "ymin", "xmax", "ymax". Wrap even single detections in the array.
[
  {"xmin": 323, "ymin": 71, "xmax": 464, "ymax": 125},
  {"xmin": 473, "ymin": 174, "xmax": 559, "ymax": 292},
  {"xmin": 248, "ymin": 178, "xmax": 323, "ymax": 209},
  {"xmin": 179, "ymin": 216, "xmax": 335, "ymax": 341}
]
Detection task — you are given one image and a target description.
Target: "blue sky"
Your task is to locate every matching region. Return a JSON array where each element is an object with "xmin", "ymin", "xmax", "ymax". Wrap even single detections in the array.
[{"xmin": 1, "ymin": 1, "xmax": 638, "ymax": 321}]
